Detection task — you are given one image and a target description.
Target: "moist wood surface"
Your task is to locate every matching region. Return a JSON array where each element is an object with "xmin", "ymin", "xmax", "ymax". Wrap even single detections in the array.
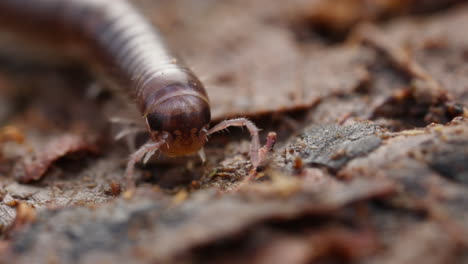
[{"xmin": 0, "ymin": 0, "xmax": 467, "ymax": 263}]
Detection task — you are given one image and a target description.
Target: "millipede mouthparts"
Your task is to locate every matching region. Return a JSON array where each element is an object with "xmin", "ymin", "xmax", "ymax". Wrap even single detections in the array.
[{"xmin": 0, "ymin": 0, "xmax": 267, "ymax": 188}]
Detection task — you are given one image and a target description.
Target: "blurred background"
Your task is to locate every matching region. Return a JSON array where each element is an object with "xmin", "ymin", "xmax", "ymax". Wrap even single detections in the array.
[{"xmin": 0, "ymin": 1, "xmax": 467, "ymax": 263}]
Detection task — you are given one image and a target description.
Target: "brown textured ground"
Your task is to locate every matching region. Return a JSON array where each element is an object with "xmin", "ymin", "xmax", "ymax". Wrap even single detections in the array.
[{"xmin": 0, "ymin": 0, "xmax": 468, "ymax": 263}]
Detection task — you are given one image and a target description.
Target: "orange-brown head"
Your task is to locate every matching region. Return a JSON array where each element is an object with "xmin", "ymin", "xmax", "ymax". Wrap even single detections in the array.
[{"xmin": 145, "ymin": 90, "xmax": 210, "ymax": 157}]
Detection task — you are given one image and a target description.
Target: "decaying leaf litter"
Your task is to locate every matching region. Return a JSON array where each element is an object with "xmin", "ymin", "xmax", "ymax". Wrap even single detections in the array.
[{"xmin": 1, "ymin": 0, "xmax": 468, "ymax": 263}]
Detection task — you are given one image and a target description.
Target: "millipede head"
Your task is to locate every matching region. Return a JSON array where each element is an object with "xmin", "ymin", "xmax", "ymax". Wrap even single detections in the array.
[{"xmin": 145, "ymin": 92, "xmax": 211, "ymax": 157}]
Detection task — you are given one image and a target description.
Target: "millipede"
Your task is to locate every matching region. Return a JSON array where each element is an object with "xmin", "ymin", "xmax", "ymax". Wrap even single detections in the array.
[{"xmin": 0, "ymin": 0, "xmax": 265, "ymax": 188}]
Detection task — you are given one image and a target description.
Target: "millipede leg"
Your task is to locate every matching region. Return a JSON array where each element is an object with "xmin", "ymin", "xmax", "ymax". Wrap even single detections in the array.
[
  {"xmin": 111, "ymin": 117, "xmax": 146, "ymax": 152},
  {"xmin": 125, "ymin": 140, "xmax": 164, "ymax": 189},
  {"xmin": 115, "ymin": 126, "xmax": 146, "ymax": 152},
  {"xmin": 115, "ymin": 127, "xmax": 146, "ymax": 141},
  {"xmin": 208, "ymin": 118, "xmax": 261, "ymax": 167}
]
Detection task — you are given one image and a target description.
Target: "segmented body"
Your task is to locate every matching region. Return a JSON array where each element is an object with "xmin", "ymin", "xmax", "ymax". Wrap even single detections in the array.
[
  {"xmin": 0, "ymin": 0, "xmax": 262, "ymax": 187},
  {"xmin": 0, "ymin": 0, "xmax": 211, "ymax": 156}
]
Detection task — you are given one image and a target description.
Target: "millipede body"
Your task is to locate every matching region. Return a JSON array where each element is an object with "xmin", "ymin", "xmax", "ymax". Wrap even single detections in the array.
[{"xmin": 0, "ymin": 0, "xmax": 263, "ymax": 187}]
